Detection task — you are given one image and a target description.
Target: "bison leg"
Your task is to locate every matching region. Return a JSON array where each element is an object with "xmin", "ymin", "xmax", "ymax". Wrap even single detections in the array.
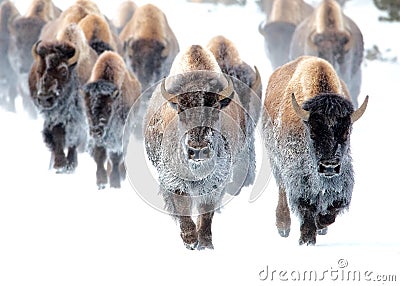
[
  {"xmin": 171, "ymin": 190, "xmax": 198, "ymax": 249},
  {"xmin": 316, "ymin": 200, "xmax": 345, "ymax": 235},
  {"xmin": 298, "ymin": 198, "xmax": 317, "ymax": 246},
  {"xmin": 276, "ymin": 188, "xmax": 291, "ymax": 237},
  {"xmin": 6, "ymin": 82, "xmax": 17, "ymax": 112},
  {"xmin": 197, "ymin": 204, "xmax": 215, "ymax": 250},
  {"xmin": 43, "ymin": 123, "xmax": 67, "ymax": 172},
  {"xmin": 93, "ymin": 145, "xmax": 107, "ymax": 189},
  {"xmin": 109, "ymin": 152, "xmax": 123, "ymax": 188},
  {"xmin": 66, "ymin": 146, "xmax": 78, "ymax": 173}
]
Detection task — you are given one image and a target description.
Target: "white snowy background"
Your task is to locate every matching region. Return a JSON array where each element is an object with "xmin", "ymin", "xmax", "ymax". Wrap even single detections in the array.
[{"xmin": 1, "ymin": 0, "xmax": 399, "ymax": 285}]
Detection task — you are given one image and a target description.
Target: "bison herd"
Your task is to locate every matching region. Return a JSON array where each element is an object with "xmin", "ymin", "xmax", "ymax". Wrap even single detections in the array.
[{"xmin": 0, "ymin": 0, "xmax": 368, "ymax": 249}]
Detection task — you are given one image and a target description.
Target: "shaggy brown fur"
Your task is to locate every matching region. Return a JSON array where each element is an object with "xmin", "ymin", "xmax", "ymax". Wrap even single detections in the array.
[
  {"xmin": 264, "ymin": 55, "xmax": 349, "ymax": 130},
  {"xmin": 112, "ymin": 0, "xmax": 137, "ymax": 34},
  {"xmin": 266, "ymin": 0, "xmax": 313, "ymax": 25},
  {"xmin": 39, "ymin": 0, "xmax": 101, "ymax": 40},
  {"xmin": 56, "ymin": 23, "xmax": 98, "ymax": 85},
  {"xmin": 119, "ymin": 3, "xmax": 179, "ymax": 90},
  {"xmin": 88, "ymin": 51, "xmax": 141, "ymax": 108},
  {"xmin": 78, "ymin": 13, "xmax": 122, "ymax": 54}
]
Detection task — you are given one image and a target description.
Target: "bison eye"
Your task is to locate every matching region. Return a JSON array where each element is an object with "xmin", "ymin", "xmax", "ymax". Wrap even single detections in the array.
[{"xmin": 58, "ymin": 66, "xmax": 68, "ymax": 79}]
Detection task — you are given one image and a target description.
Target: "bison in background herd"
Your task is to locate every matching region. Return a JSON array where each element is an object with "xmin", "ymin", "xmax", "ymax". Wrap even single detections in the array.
[
  {"xmin": 289, "ymin": 0, "xmax": 364, "ymax": 108},
  {"xmin": 0, "ymin": 0, "xmax": 19, "ymax": 112},
  {"xmin": 119, "ymin": 3, "xmax": 180, "ymax": 138},
  {"xmin": 259, "ymin": 0, "xmax": 313, "ymax": 69},
  {"xmin": 206, "ymin": 35, "xmax": 262, "ymax": 194},
  {"xmin": 262, "ymin": 55, "xmax": 368, "ymax": 245}
]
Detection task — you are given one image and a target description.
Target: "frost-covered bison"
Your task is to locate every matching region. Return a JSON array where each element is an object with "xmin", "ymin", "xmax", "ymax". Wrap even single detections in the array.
[
  {"xmin": 262, "ymin": 55, "xmax": 368, "ymax": 245},
  {"xmin": 289, "ymin": 0, "xmax": 364, "ymax": 107},
  {"xmin": 83, "ymin": 51, "xmax": 141, "ymax": 189},
  {"xmin": 144, "ymin": 45, "xmax": 252, "ymax": 250}
]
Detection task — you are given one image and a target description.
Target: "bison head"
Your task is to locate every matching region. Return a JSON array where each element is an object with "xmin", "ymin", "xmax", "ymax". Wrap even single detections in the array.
[
  {"xmin": 292, "ymin": 93, "xmax": 368, "ymax": 177},
  {"xmin": 161, "ymin": 72, "xmax": 234, "ymax": 169},
  {"xmin": 310, "ymin": 30, "xmax": 351, "ymax": 68},
  {"xmin": 82, "ymin": 80, "xmax": 118, "ymax": 141},
  {"xmin": 31, "ymin": 40, "xmax": 79, "ymax": 110},
  {"xmin": 10, "ymin": 17, "xmax": 46, "ymax": 74},
  {"xmin": 124, "ymin": 38, "xmax": 168, "ymax": 91}
]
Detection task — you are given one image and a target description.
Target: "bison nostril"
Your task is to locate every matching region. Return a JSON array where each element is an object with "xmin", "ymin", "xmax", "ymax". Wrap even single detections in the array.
[
  {"xmin": 318, "ymin": 160, "xmax": 341, "ymax": 176},
  {"xmin": 187, "ymin": 146, "xmax": 211, "ymax": 161}
]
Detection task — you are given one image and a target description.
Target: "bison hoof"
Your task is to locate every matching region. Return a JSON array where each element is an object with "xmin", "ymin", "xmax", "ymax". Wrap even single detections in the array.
[
  {"xmin": 278, "ymin": 228, "xmax": 291, "ymax": 238},
  {"xmin": 317, "ymin": 227, "xmax": 328, "ymax": 235},
  {"xmin": 299, "ymin": 237, "xmax": 316, "ymax": 246},
  {"xmin": 110, "ymin": 178, "xmax": 121, "ymax": 189},
  {"xmin": 181, "ymin": 230, "xmax": 198, "ymax": 250},
  {"xmin": 53, "ymin": 157, "xmax": 67, "ymax": 171},
  {"xmin": 197, "ymin": 236, "xmax": 214, "ymax": 250},
  {"xmin": 184, "ymin": 241, "xmax": 199, "ymax": 250},
  {"xmin": 97, "ymin": 183, "xmax": 106, "ymax": 190}
]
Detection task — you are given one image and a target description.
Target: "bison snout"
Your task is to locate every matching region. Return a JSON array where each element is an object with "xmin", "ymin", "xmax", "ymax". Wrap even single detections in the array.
[
  {"xmin": 187, "ymin": 146, "xmax": 211, "ymax": 162},
  {"xmin": 318, "ymin": 159, "xmax": 341, "ymax": 177},
  {"xmin": 37, "ymin": 92, "xmax": 56, "ymax": 109}
]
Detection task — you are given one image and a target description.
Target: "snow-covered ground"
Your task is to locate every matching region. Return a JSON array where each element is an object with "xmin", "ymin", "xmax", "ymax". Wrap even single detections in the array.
[{"xmin": 1, "ymin": 0, "xmax": 399, "ymax": 285}]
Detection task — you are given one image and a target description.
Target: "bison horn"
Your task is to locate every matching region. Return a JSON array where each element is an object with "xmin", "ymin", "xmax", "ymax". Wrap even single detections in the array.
[
  {"xmin": 31, "ymin": 40, "xmax": 42, "ymax": 62},
  {"xmin": 160, "ymin": 78, "xmax": 178, "ymax": 104},
  {"xmin": 351, "ymin": 95, "xmax": 369, "ymax": 123},
  {"xmin": 218, "ymin": 75, "xmax": 234, "ymax": 101},
  {"xmin": 251, "ymin": 66, "xmax": 262, "ymax": 95},
  {"xmin": 291, "ymin": 93, "xmax": 310, "ymax": 121},
  {"xmin": 67, "ymin": 46, "xmax": 80, "ymax": 66}
]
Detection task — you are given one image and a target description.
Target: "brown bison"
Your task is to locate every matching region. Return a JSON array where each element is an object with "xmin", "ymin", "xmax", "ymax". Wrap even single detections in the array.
[
  {"xmin": 119, "ymin": 3, "xmax": 179, "ymax": 138},
  {"xmin": 82, "ymin": 51, "xmax": 141, "ymax": 189},
  {"xmin": 289, "ymin": 0, "xmax": 364, "ymax": 107},
  {"xmin": 262, "ymin": 55, "xmax": 368, "ymax": 245},
  {"xmin": 144, "ymin": 44, "xmax": 254, "ymax": 250},
  {"xmin": 9, "ymin": 0, "xmax": 61, "ymax": 74},
  {"xmin": 258, "ymin": 0, "xmax": 313, "ymax": 69},
  {"xmin": 119, "ymin": 3, "xmax": 179, "ymax": 92},
  {"xmin": 0, "ymin": 0, "xmax": 19, "ymax": 112},
  {"xmin": 206, "ymin": 35, "xmax": 262, "ymax": 193}
]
